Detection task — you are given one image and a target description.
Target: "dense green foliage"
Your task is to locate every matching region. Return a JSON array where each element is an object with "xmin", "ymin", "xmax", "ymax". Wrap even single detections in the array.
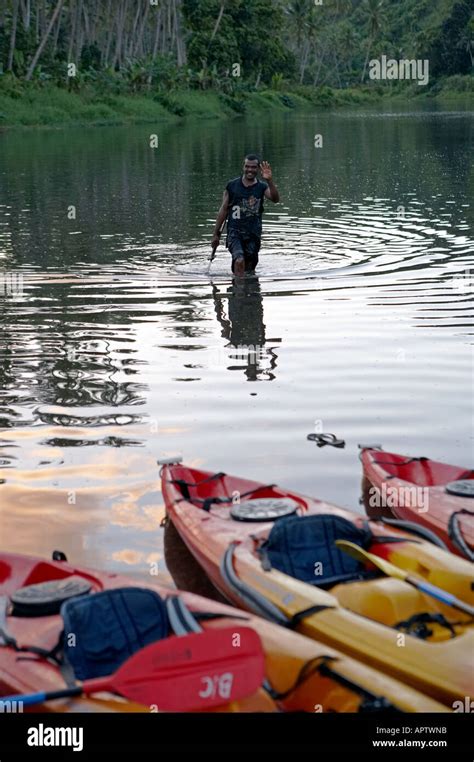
[{"xmin": 0, "ymin": 0, "xmax": 471, "ymax": 98}]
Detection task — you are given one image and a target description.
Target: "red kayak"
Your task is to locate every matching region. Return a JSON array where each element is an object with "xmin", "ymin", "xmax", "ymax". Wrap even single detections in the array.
[
  {"xmin": 161, "ymin": 461, "xmax": 474, "ymax": 706},
  {"xmin": 0, "ymin": 552, "xmax": 270, "ymax": 713},
  {"xmin": 1, "ymin": 551, "xmax": 448, "ymax": 713},
  {"xmin": 360, "ymin": 447, "xmax": 474, "ymax": 561}
]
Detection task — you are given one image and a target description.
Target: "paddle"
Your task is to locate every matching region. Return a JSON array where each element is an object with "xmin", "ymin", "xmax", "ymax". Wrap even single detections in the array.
[
  {"xmin": 335, "ymin": 541, "xmax": 474, "ymax": 617},
  {"xmin": 207, "ymin": 240, "xmax": 219, "ymax": 274},
  {"xmin": 208, "ymin": 223, "xmax": 226, "ymax": 274},
  {"xmin": 2, "ymin": 626, "xmax": 265, "ymax": 711}
]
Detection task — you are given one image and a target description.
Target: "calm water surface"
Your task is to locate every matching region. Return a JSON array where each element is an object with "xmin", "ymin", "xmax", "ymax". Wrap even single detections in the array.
[{"xmin": 0, "ymin": 103, "xmax": 472, "ymax": 583}]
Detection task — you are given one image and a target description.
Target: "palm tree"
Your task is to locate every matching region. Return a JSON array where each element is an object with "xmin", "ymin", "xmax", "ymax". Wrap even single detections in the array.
[
  {"xmin": 286, "ymin": 0, "xmax": 311, "ymax": 51},
  {"xmin": 458, "ymin": 18, "xmax": 473, "ymax": 68},
  {"xmin": 300, "ymin": 5, "xmax": 318, "ymax": 83},
  {"xmin": 20, "ymin": 0, "xmax": 32, "ymax": 31},
  {"xmin": 25, "ymin": 0, "xmax": 65, "ymax": 80},
  {"xmin": 7, "ymin": 0, "xmax": 20, "ymax": 71},
  {"xmin": 174, "ymin": 0, "xmax": 187, "ymax": 66},
  {"xmin": 210, "ymin": 0, "xmax": 227, "ymax": 42},
  {"xmin": 361, "ymin": 0, "xmax": 386, "ymax": 83},
  {"xmin": 335, "ymin": 0, "xmax": 353, "ymax": 14}
]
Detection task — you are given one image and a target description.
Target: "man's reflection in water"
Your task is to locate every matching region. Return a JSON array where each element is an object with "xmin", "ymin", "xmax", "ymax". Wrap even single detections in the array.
[{"xmin": 212, "ymin": 276, "xmax": 280, "ymax": 381}]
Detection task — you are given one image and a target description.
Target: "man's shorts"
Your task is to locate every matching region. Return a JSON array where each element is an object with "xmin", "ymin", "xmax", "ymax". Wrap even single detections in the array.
[{"xmin": 227, "ymin": 230, "xmax": 261, "ymax": 273}]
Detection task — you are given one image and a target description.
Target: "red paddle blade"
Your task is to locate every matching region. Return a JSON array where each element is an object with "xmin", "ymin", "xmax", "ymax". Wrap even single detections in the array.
[{"xmin": 83, "ymin": 627, "xmax": 265, "ymax": 711}]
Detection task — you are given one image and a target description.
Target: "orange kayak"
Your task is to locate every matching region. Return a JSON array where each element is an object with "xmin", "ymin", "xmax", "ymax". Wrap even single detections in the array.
[
  {"xmin": 161, "ymin": 462, "xmax": 474, "ymax": 707},
  {"xmin": 0, "ymin": 551, "xmax": 448, "ymax": 713},
  {"xmin": 360, "ymin": 447, "xmax": 474, "ymax": 560}
]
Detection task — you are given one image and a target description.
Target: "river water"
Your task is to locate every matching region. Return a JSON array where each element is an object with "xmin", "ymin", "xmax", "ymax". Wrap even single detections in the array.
[{"xmin": 0, "ymin": 103, "xmax": 472, "ymax": 582}]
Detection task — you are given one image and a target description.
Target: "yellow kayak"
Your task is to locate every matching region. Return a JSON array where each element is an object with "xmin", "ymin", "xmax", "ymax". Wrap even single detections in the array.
[{"xmin": 162, "ymin": 463, "xmax": 474, "ymax": 707}]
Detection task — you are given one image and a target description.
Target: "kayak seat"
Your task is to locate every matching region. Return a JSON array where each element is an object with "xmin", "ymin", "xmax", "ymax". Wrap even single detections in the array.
[
  {"xmin": 2, "ymin": 580, "xmax": 216, "ymax": 686},
  {"xmin": 258, "ymin": 514, "xmax": 375, "ymax": 588},
  {"xmin": 62, "ymin": 588, "xmax": 170, "ymax": 680},
  {"xmin": 0, "ymin": 586, "xmax": 171, "ymax": 684}
]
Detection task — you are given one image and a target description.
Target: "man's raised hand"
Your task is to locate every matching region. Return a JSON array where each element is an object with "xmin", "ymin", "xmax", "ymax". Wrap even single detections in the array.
[{"xmin": 260, "ymin": 161, "xmax": 272, "ymax": 181}]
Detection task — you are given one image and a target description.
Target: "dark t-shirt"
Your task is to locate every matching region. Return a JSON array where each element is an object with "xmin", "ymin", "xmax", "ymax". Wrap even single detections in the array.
[{"xmin": 225, "ymin": 177, "xmax": 268, "ymax": 238}]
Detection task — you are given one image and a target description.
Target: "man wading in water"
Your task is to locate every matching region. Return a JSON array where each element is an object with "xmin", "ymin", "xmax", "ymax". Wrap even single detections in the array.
[{"xmin": 212, "ymin": 155, "xmax": 280, "ymax": 276}]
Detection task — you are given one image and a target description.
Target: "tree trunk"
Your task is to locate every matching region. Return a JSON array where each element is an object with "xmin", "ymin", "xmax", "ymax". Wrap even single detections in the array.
[
  {"xmin": 134, "ymin": 1, "xmax": 150, "ymax": 58},
  {"xmin": 467, "ymin": 40, "xmax": 473, "ymax": 67},
  {"xmin": 92, "ymin": 0, "xmax": 101, "ymax": 43},
  {"xmin": 52, "ymin": 3, "xmax": 63, "ymax": 56},
  {"xmin": 148, "ymin": 8, "xmax": 162, "ymax": 87},
  {"xmin": 74, "ymin": 0, "xmax": 84, "ymax": 65},
  {"xmin": 35, "ymin": 1, "xmax": 39, "ymax": 42},
  {"xmin": 104, "ymin": 0, "xmax": 115, "ymax": 66},
  {"xmin": 67, "ymin": 0, "xmax": 78, "ymax": 64},
  {"xmin": 166, "ymin": 0, "xmax": 172, "ymax": 53},
  {"xmin": 26, "ymin": 0, "xmax": 65, "ymax": 80},
  {"xmin": 170, "ymin": 0, "xmax": 177, "ymax": 53},
  {"xmin": 175, "ymin": 0, "xmax": 187, "ymax": 66},
  {"xmin": 41, "ymin": 0, "xmax": 47, "ymax": 37},
  {"xmin": 334, "ymin": 51, "xmax": 342, "ymax": 87},
  {"xmin": 299, "ymin": 40, "xmax": 310, "ymax": 84},
  {"xmin": 313, "ymin": 42, "xmax": 328, "ymax": 86},
  {"xmin": 20, "ymin": 0, "xmax": 31, "ymax": 30},
  {"xmin": 210, "ymin": 2, "xmax": 226, "ymax": 42},
  {"xmin": 161, "ymin": 1, "xmax": 168, "ymax": 53},
  {"xmin": 8, "ymin": 0, "xmax": 20, "ymax": 72},
  {"xmin": 75, "ymin": 27, "xmax": 84, "ymax": 66},
  {"xmin": 82, "ymin": 2, "xmax": 90, "ymax": 42},
  {"xmin": 128, "ymin": 0, "xmax": 142, "ymax": 58},
  {"xmin": 113, "ymin": 0, "xmax": 129, "ymax": 68},
  {"xmin": 151, "ymin": 8, "xmax": 162, "ymax": 60},
  {"xmin": 361, "ymin": 38, "xmax": 373, "ymax": 83},
  {"xmin": 112, "ymin": 0, "xmax": 124, "ymax": 67}
]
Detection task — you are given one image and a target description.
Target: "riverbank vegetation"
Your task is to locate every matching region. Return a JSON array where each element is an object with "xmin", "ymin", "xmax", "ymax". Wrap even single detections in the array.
[{"xmin": 0, "ymin": 0, "xmax": 472, "ymax": 126}]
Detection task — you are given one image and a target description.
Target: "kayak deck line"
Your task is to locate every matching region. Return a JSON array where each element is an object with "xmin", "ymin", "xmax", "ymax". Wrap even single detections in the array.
[{"xmin": 162, "ymin": 462, "xmax": 474, "ymax": 707}]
